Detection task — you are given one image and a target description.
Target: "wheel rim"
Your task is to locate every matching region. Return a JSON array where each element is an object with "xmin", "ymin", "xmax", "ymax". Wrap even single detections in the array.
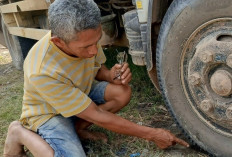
[{"xmin": 181, "ymin": 18, "xmax": 232, "ymax": 137}]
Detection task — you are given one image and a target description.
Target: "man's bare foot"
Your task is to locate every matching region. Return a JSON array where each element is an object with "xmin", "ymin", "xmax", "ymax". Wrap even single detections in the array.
[
  {"xmin": 77, "ymin": 130, "xmax": 108, "ymax": 143},
  {"xmin": 3, "ymin": 121, "xmax": 27, "ymax": 157}
]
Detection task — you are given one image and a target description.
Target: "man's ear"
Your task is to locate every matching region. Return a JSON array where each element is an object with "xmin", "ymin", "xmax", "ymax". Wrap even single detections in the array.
[{"xmin": 51, "ymin": 37, "xmax": 66, "ymax": 49}]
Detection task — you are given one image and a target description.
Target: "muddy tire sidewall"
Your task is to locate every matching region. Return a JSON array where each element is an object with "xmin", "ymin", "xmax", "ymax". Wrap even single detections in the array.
[{"xmin": 157, "ymin": 0, "xmax": 232, "ymax": 156}]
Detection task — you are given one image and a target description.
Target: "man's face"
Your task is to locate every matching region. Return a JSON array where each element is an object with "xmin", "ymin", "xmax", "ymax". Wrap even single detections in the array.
[{"xmin": 60, "ymin": 25, "xmax": 102, "ymax": 58}]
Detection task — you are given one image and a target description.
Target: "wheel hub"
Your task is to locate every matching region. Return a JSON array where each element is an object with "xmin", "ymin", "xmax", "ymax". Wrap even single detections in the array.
[
  {"xmin": 181, "ymin": 18, "xmax": 232, "ymax": 135},
  {"xmin": 210, "ymin": 70, "xmax": 232, "ymax": 97}
]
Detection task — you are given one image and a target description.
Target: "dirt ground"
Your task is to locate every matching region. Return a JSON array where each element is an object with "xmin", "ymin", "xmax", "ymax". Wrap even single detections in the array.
[{"xmin": 0, "ymin": 45, "xmax": 209, "ymax": 157}]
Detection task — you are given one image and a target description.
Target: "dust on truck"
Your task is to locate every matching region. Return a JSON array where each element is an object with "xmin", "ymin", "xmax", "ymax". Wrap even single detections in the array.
[{"xmin": 0, "ymin": 0, "xmax": 232, "ymax": 156}]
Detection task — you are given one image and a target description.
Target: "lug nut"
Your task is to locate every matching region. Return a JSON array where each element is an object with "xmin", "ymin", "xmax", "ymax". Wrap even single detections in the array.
[
  {"xmin": 226, "ymin": 106, "xmax": 232, "ymax": 119},
  {"xmin": 189, "ymin": 73, "xmax": 201, "ymax": 86},
  {"xmin": 226, "ymin": 54, "xmax": 232, "ymax": 68},
  {"xmin": 200, "ymin": 100, "xmax": 214, "ymax": 112},
  {"xmin": 200, "ymin": 51, "xmax": 213, "ymax": 63}
]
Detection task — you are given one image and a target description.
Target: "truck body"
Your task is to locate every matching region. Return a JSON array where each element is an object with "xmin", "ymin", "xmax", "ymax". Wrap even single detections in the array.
[{"xmin": 1, "ymin": 0, "xmax": 232, "ymax": 156}]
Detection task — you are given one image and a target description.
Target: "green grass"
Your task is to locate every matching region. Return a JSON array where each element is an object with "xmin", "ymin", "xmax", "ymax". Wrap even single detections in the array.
[{"xmin": 0, "ymin": 66, "xmax": 24, "ymax": 155}]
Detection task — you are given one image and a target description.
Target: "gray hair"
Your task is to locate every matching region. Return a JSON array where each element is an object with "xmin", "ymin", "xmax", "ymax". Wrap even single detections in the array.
[{"xmin": 48, "ymin": 0, "xmax": 101, "ymax": 43}]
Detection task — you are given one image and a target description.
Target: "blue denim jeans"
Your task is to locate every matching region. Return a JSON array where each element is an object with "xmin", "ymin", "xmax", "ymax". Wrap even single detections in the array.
[{"xmin": 37, "ymin": 81, "xmax": 108, "ymax": 157}]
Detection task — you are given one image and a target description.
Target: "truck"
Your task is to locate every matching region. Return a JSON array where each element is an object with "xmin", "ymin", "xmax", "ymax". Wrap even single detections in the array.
[{"xmin": 0, "ymin": 0, "xmax": 231, "ymax": 156}]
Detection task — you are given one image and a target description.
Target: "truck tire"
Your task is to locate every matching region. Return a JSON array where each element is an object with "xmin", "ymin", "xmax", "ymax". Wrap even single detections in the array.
[
  {"xmin": 156, "ymin": 0, "xmax": 232, "ymax": 156},
  {"xmin": 1, "ymin": 16, "xmax": 36, "ymax": 70}
]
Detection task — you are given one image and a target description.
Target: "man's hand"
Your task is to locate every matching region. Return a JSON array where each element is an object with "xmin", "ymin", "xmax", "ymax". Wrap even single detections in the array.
[
  {"xmin": 110, "ymin": 63, "xmax": 132, "ymax": 85},
  {"xmin": 148, "ymin": 128, "xmax": 189, "ymax": 149}
]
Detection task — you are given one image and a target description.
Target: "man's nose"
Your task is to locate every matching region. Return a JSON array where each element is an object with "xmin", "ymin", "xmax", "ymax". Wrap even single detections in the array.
[{"xmin": 88, "ymin": 45, "xmax": 98, "ymax": 55}]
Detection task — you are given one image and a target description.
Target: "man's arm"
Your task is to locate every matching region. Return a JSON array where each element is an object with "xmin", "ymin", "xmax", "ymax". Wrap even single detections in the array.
[
  {"xmin": 77, "ymin": 101, "xmax": 189, "ymax": 149},
  {"xmin": 95, "ymin": 64, "xmax": 111, "ymax": 82}
]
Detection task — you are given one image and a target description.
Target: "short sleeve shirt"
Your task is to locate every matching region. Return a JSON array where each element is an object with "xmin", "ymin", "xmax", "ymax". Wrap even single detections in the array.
[{"xmin": 19, "ymin": 31, "xmax": 106, "ymax": 131}]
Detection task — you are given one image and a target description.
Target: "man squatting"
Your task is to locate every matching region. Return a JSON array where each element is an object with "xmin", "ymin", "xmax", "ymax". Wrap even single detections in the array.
[{"xmin": 3, "ymin": 0, "xmax": 189, "ymax": 156}]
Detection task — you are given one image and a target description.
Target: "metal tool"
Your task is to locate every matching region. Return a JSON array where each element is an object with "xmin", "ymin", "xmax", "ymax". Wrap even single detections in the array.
[{"xmin": 113, "ymin": 51, "xmax": 128, "ymax": 80}]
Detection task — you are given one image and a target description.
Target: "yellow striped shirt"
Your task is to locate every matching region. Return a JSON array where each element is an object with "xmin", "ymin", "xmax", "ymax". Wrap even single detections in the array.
[{"xmin": 19, "ymin": 31, "xmax": 106, "ymax": 132}]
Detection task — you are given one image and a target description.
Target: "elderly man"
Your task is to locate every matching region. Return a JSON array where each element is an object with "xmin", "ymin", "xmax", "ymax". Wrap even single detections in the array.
[{"xmin": 4, "ymin": 0, "xmax": 189, "ymax": 156}]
